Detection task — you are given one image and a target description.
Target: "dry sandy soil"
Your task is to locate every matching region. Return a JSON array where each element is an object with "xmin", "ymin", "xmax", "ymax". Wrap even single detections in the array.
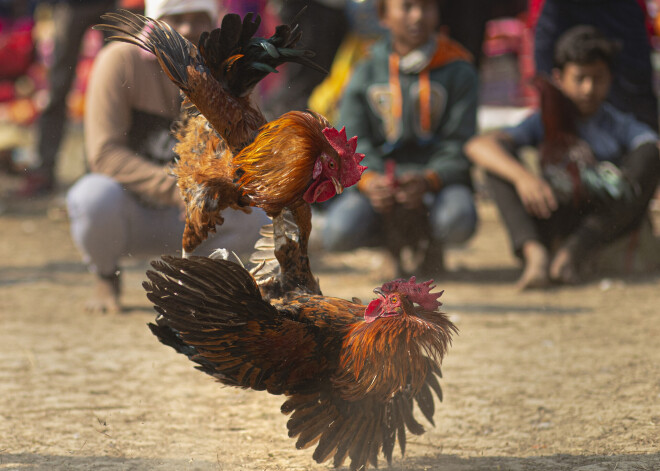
[{"xmin": 1, "ymin": 130, "xmax": 659, "ymax": 471}]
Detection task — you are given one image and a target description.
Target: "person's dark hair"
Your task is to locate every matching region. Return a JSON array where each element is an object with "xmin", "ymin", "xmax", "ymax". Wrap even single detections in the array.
[{"xmin": 553, "ymin": 25, "xmax": 621, "ymax": 71}]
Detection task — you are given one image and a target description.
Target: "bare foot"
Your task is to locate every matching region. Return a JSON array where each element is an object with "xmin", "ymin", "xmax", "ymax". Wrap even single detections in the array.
[
  {"xmin": 516, "ymin": 241, "xmax": 550, "ymax": 290},
  {"xmin": 549, "ymin": 247, "xmax": 581, "ymax": 285},
  {"xmin": 85, "ymin": 272, "xmax": 121, "ymax": 314}
]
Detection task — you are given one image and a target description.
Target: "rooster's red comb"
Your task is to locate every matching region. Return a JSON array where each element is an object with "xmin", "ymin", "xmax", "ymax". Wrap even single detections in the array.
[
  {"xmin": 322, "ymin": 126, "xmax": 356, "ymax": 153},
  {"xmin": 379, "ymin": 276, "xmax": 443, "ymax": 312},
  {"xmin": 322, "ymin": 126, "xmax": 367, "ymax": 187}
]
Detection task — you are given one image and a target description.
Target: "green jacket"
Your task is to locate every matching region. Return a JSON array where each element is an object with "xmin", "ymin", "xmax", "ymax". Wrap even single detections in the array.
[{"xmin": 338, "ymin": 34, "xmax": 478, "ymax": 189}]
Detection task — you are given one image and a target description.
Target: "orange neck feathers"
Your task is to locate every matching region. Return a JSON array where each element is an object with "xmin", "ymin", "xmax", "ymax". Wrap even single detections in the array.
[
  {"xmin": 233, "ymin": 111, "xmax": 331, "ymax": 214},
  {"xmin": 334, "ymin": 306, "xmax": 456, "ymax": 402}
]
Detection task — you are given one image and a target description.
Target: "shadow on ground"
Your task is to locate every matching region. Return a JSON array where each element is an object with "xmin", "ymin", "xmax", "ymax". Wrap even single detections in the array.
[
  {"xmin": 446, "ymin": 302, "xmax": 591, "ymax": 316},
  {"xmin": 0, "ymin": 259, "xmax": 150, "ymax": 287},
  {"xmin": 3, "ymin": 452, "xmax": 658, "ymax": 471}
]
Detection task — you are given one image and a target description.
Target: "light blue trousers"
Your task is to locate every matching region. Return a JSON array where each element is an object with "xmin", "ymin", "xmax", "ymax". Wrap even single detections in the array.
[
  {"xmin": 323, "ymin": 184, "xmax": 477, "ymax": 251},
  {"xmin": 67, "ymin": 174, "xmax": 270, "ymax": 276}
]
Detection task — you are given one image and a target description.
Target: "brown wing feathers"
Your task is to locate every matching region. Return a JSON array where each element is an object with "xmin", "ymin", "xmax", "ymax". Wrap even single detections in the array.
[
  {"xmin": 96, "ymin": 10, "xmax": 267, "ymax": 154},
  {"xmin": 145, "ymin": 256, "xmax": 447, "ymax": 471},
  {"xmin": 144, "ymin": 256, "xmax": 331, "ymax": 394}
]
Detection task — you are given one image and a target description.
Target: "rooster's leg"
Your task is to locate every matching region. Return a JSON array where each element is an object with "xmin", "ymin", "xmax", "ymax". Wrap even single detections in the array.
[
  {"xmin": 272, "ymin": 204, "xmax": 320, "ymax": 295},
  {"xmin": 291, "ymin": 202, "xmax": 312, "ymax": 255}
]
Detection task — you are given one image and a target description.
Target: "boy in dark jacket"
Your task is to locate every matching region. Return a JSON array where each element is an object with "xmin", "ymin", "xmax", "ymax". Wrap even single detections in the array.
[
  {"xmin": 323, "ymin": 0, "xmax": 478, "ymax": 274},
  {"xmin": 465, "ymin": 26, "xmax": 660, "ymax": 289}
]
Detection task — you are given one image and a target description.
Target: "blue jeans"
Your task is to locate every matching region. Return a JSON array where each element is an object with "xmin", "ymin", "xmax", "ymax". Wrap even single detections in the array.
[{"xmin": 323, "ymin": 184, "xmax": 477, "ymax": 251}]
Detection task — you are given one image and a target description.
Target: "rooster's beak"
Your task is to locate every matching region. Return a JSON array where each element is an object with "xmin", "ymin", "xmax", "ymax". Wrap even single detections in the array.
[
  {"xmin": 373, "ymin": 287, "xmax": 385, "ymax": 297},
  {"xmin": 331, "ymin": 177, "xmax": 344, "ymax": 195}
]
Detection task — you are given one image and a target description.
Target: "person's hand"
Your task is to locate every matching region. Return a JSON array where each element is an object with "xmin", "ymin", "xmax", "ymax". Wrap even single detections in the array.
[
  {"xmin": 362, "ymin": 174, "xmax": 396, "ymax": 213},
  {"xmin": 394, "ymin": 173, "xmax": 428, "ymax": 209},
  {"xmin": 514, "ymin": 172, "xmax": 558, "ymax": 219}
]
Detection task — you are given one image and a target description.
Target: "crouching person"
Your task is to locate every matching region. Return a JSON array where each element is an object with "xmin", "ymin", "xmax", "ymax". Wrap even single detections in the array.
[
  {"xmin": 465, "ymin": 26, "xmax": 660, "ymax": 289},
  {"xmin": 67, "ymin": 0, "xmax": 269, "ymax": 313}
]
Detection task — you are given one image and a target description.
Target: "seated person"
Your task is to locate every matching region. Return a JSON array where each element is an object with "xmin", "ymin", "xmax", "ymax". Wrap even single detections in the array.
[
  {"xmin": 534, "ymin": 0, "xmax": 658, "ymax": 130},
  {"xmin": 67, "ymin": 0, "xmax": 270, "ymax": 313},
  {"xmin": 322, "ymin": 0, "xmax": 478, "ymax": 275},
  {"xmin": 465, "ymin": 25, "xmax": 660, "ymax": 289}
]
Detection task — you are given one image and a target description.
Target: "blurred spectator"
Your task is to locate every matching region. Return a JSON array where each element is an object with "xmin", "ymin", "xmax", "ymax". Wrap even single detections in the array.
[
  {"xmin": 17, "ymin": 0, "xmax": 117, "ymax": 197},
  {"xmin": 66, "ymin": 0, "xmax": 269, "ymax": 313},
  {"xmin": 323, "ymin": 0, "xmax": 478, "ymax": 275},
  {"xmin": 534, "ymin": 0, "xmax": 659, "ymax": 130},
  {"xmin": 465, "ymin": 26, "xmax": 660, "ymax": 289}
]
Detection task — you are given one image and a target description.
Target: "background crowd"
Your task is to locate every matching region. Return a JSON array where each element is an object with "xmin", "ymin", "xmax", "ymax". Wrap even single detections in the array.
[{"xmin": 1, "ymin": 0, "xmax": 659, "ymax": 312}]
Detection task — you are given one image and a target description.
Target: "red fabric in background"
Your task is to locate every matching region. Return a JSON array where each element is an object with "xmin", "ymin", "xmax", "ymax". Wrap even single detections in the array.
[{"xmin": 0, "ymin": 17, "xmax": 35, "ymax": 80}]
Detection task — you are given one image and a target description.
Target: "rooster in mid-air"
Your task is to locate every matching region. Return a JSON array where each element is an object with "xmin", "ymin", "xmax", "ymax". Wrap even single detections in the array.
[
  {"xmin": 144, "ymin": 254, "xmax": 457, "ymax": 471},
  {"xmin": 96, "ymin": 10, "xmax": 366, "ymax": 292}
]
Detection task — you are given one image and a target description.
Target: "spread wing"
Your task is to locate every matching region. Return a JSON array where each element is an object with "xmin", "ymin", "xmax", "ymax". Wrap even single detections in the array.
[
  {"xmin": 96, "ymin": 9, "xmax": 266, "ymax": 154},
  {"xmin": 144, "ymin": 255, "xmax": 348, "ymax": 395},
  {"xmin": 144, "ymin": 255, "xmax": 448, "ymax": 471},
  {"xmin": 197, "ymin": 10, "xmax": 326, "ymax": 97}
]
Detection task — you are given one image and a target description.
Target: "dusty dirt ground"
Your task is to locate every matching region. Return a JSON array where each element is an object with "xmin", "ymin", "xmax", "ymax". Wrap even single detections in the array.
[{"xmin": 1, "ymin": 129, "xmax": 659, "ymax": 471}]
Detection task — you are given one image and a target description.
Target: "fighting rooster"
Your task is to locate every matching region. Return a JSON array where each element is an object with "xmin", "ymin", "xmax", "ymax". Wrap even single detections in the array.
[
  {"xmin": 96, "ymin": 11, "xmax": 366, "ymax": 292},
  {"xmin": 533, "ymin": 75, "xmax": 596, "ymax": 206},
  {"xmin": 144, "ymin": 255, "xmax": 457, "ymax": 471},
  {"xmin": 535, "ymin": 75, "xmax": 632, "ymax": 206}
]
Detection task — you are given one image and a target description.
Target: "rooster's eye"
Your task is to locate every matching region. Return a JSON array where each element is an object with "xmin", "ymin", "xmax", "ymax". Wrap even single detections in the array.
[
  {"xmin": 390, "ymin": 295, "xmax": 398, "ymax": 304},
  {"xmin": 328, "ymin": 160, "xmax": 336, "ymax": 169}
]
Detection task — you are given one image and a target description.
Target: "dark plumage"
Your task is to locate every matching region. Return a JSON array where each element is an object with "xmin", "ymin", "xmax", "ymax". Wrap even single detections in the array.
[
  {"xmin": 144, "ymin": 255, "xmax": 457, "ymax": 471},
  {"xmin": 95, "ymin": 9, "xmax": 365, "ymax": 287},
  {"xmin": 534, "ymin": 75, "xmax": 597, "ymax": 206},
  {"xmin": 197, "ymin": 9, "xmax": 325, "ymax": 98}
]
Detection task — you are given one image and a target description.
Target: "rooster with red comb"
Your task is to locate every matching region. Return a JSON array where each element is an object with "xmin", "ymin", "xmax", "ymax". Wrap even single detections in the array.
[
  {"xmin": 144, "ymin": 256, "xmax": 457, "ymax": 471},
  {"xmin": 99, "ymin": 8, "xmax": 456, "ymax": 470},
  {"xmin": 96, "ymin": 9, "xmax": 366, "ymax": 293}
]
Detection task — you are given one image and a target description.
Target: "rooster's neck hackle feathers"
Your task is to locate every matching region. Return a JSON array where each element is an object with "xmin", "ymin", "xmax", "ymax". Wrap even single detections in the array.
[
  {"xmin": 233, "ymin": 111, "xmax": 331, "ymax": 214},
  {"xmin": 335, "ymin": 301, "xmax": 456, "ymax": 402}
]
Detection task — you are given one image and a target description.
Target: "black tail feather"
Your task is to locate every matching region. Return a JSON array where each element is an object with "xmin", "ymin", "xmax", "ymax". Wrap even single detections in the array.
[
  {"xmin": 147, "ymin": 321, "xmax": 217, "ymax": 376},
  {"xmin": 95, "ymin": 9, "xmax": 195, "ymax": 91}
]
